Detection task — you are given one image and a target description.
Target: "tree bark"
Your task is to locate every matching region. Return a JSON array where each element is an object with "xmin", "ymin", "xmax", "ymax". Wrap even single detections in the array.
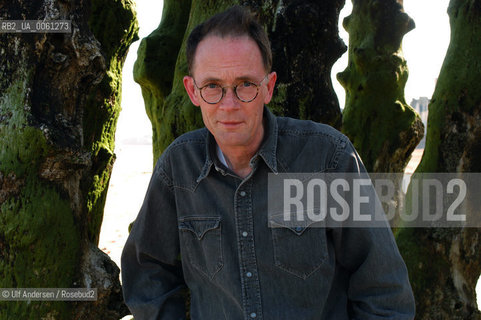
[
  {"xmin": 396, "ymin": 0, "xmax": 481, "ymax": 318},
  {"xmin": 0, "ymin": 0, "xmax": 138, "ymax": 319},
  {"xmin": 134, "ymin": 0, "xmax": 346, "ymax": 163},
  {"xmin": 338, "ymin": 0, "xmax": 424, "ymax": 173}
]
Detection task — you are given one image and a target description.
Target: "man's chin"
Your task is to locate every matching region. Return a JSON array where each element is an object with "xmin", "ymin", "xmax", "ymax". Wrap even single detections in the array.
[{"xmin": 216, "ymin": 134, "xmax": 249, "ymax": 148}]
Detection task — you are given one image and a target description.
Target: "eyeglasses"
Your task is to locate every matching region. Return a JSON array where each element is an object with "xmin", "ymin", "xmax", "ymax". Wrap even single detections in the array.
[{"xmin": 193, "ymin": 75, "xmax": 268, "ymax": 104}]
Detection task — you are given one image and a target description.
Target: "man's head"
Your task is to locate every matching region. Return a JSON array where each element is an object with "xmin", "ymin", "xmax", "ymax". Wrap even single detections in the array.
[
  {"xmin": 186, "ymin": 5, "xmax": 272, "ymax": 75},
  {"xmin": 183, "ymin": 6, "xmax": 277, "ymax": 156}
]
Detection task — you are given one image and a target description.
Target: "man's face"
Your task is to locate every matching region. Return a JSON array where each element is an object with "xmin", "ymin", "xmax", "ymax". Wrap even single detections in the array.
[{"xmin": 183, "ymin": 35, "xmax": 276, "ymax": 152}]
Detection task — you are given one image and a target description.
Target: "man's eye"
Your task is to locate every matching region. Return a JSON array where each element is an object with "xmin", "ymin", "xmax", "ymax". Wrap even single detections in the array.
[
  {"xmin": 240, "ymin": 81, "xmax": 254, "ymax": 88},
  {"xmin": 206, "ymin": 83, "xmax": 219, "ymax": 89}
]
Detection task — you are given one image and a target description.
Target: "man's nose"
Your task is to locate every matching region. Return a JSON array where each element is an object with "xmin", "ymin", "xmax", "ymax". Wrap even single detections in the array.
[{"xmin": 219, "ymin": 87, "xmax": 239, "ymax": 109}]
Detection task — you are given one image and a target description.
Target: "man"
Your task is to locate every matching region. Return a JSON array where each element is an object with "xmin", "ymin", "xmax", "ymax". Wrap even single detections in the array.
[{"xmin": 121, "ymin": 6, "xmax": 415, "ymax": 319}]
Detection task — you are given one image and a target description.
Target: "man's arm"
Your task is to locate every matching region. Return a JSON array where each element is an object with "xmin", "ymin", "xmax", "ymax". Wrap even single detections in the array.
[
  {"xmin": 332, "ymin": 226, "xmax": 415, "ymax": 319},
  {"xmin": 121, "ymin": 165, "xmax": 187, "ymax": 319},
  {"xmin": 332, "ymin": 140, "xmax": 415, "ymax": 319}
]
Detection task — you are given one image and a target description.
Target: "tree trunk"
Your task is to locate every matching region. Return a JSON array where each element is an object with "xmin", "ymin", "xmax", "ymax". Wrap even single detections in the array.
[
  {"xmin": 338, "ymin": 0, "xmax": 424, "ymax": 173},
  {"xmin": 0, "ymin": 0, "xmax": 138, "ymax": 319},
  {"xmin": 396, "ymin": 0, "xmax": 481, "ymax": 318},
  {"xmin": 134, "ymin": 0, "xmax": 346, "ymax": 163}
]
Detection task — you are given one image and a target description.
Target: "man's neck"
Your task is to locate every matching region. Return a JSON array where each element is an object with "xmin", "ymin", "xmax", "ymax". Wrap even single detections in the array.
[
  {"xmin": 217, "ymin": 135, "xmax": 264, "ymax": 179},
  {"xmin": 221, "ymin": 149, "xmax": 254, "ymax": 179}
]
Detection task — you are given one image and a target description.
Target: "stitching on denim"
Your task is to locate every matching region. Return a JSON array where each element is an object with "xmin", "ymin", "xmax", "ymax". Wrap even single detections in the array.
[
  {"xmin": 276, "ymin": 155, "xmax": 288, "ymax": 173},
  {"xmin": 168, "ymin": 128, "xmax": 207, "ymax": 148},
  {"xmin": 162, "ymin": 138, "xmax": 208, "ymax": 192},
  {"xmin": 153, "ymin": 164, "xmax": 174, "ymax": 190},
  {"xmin": 278, "ymin": 128, "xmax": 340, "ymax": 138},
  {"xmin": 327, "ymin": 137, "xmax": 348, "ymax": 170},
  {"xmin": 179, "ymin": 216, "xmax": 221, "ymax": 239},
  {"xmin": 179, "ymin": 217, "xmax": 223, "ymax": 280},
  {"xmin": 271, "ymin": 227, "xmax": 328, "ymax": 280}
]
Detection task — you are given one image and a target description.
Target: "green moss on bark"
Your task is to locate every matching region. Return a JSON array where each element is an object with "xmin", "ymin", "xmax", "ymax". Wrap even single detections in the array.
[
  {"xmin": 395, "ymin": 228, "xmax": 450, "ymax": 299},
  {"xmin": 84, "ymin": 0, "xmax": 139, "ymax": 244},
  {"xmin": 416, "ymin": 0, "xmax": 481, "ymax": 173},
  {"xmin": 0, "ymin": 180, "xmax": 80, "ymax": 318},
  {"xmin": 268, "ymin": 83, "xmax": 288, "ymax": 116},
  {"xmin": 338, "ymin": 0, "xmax": 423, "ymax": 172},
  {"xmin": 0, "ymin": 63, "xmax": 80, "ymax": 320},
  {"xmin": 0, "ymin": 0, "xmax": 138, "ymax": 318},
  {"xmin": 134, "ymin": 0, "xmax": 197, "ymax": 163},
  {"xmin": 396, "ymin": 1, "xmax": 481, "ymax": 318}
]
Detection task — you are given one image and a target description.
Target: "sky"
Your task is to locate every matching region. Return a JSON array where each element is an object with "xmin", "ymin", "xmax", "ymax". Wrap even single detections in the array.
[{"xmin": 116, "ymin": 0, "xmax": 451, "ymax": 145}]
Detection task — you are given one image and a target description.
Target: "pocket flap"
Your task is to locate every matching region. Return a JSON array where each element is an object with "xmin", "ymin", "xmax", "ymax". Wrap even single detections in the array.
[
  {"xmin": 270, "ymin": 213, "xmax": 323, "ymax": 236},
  {"xmin": 179, "ymin": 217, "xmax": 221, "ymax": 240}
]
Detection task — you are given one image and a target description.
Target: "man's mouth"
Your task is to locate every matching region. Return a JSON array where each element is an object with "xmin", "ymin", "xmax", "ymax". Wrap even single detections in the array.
[{"xmin": 219, "ymin": 121, "xmax": 242, "ymax": 128}]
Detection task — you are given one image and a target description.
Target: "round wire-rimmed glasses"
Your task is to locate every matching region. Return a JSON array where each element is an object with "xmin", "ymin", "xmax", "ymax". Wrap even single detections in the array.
[{"xmin": 193, "ymin": 75, "xmax": 268, "ymax": 104}]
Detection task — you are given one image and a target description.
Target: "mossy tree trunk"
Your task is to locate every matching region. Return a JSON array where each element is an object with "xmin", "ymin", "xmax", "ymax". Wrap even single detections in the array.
[
  {"xmin": 338, "ymin": 0, "xmax": 424, "ymax": 173},
  {"xmin": 134, "ymin": 0, "xmax": 346, "ymax": 163},
  {"xmin": 396, "ymin": 0, "xmax": 481, "ymax": 318},
  {"xmin": 0, "ymin": 0, "xmax": 138, "ymax": 319}
]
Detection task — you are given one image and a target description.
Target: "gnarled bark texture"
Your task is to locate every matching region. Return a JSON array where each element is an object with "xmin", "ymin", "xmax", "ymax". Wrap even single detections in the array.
[
  {"xmin": 0, "ymin": 0, "xmax": 138, "ymax": 319},
  {"xmin": 134, "ymin": 0, "xmax": 346, "ymax": 163},
  {"xmin": 396, "ymin": 0, "xmax": 481, "ymax": 318},
  {"xmin": 338, "ymin": 0, "xmax": 424, "ymax": 173}
]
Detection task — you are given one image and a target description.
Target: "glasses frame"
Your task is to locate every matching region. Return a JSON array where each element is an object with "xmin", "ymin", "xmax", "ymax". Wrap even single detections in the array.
[{"xmin": 193, "ymin": 75, "xmax": 269, "ymax": 105}]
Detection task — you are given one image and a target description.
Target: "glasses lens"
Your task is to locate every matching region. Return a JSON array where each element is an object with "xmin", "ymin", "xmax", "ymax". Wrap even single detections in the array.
[
  {"xmin": 201, "ymin": 84, "xmax": 223, "ymax": 103},
  {"xmin": 236, "ymin": 81, "xmax": 258, "ymax": 102}
]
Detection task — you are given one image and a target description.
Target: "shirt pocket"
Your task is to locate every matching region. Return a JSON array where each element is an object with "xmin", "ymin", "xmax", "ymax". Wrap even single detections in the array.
[
  {"xmin": 271, "ymin": 221, "xmax": 328, "ymax": 280},
  {"xmin": 179, "ymin": 216, "xmax": 223, "ymax": 279}
]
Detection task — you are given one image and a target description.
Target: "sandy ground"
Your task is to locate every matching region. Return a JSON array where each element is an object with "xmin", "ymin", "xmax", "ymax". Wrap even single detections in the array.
[
  {"xmin": 98, "ymin": 143, "xmax": 153, "ymax": 320},
  {"xmin": 98, "ymin": 144, "xmax": 153, "ymax": 267},
  {"xmin": 405, "ymin": 148, "xmax": 423, "ymax": 174}
]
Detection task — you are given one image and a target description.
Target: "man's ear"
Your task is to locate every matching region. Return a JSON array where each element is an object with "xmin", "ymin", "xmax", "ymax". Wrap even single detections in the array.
[
  {"xmin": 263, "ymin": 71, "xmax": 277, "ymax": 105},
  {"xmin": 183, "ymin": 76, "xmax": 201, "ymax": 106}
]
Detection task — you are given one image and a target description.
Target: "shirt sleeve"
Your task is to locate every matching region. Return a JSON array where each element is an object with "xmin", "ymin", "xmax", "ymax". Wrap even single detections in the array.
[
  {"xmin": 121, "ymin": 164, "xmax": 187, "ymax": 320},
  {"xmin": 332, "ymin": 139, "xmax": 416, "ymax": 319},
  {"xmin": 332, "ymin": 227, "xmax": 415, "ymax": 319}
]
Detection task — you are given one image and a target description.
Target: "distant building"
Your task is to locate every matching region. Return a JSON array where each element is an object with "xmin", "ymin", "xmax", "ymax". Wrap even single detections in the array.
[{"xmin": 410, "ymin": 97, "xmax": 429, "ymax": 148}]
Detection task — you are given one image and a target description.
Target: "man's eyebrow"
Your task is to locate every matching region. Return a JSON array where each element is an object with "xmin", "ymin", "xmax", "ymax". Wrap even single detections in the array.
[
  {"xmin": 198, "ymin": 77, "xmax": 222, "ymax": 84},
  {"xmin": 198, "ymin": 75, "xmax": 257, "ymax": 84}
]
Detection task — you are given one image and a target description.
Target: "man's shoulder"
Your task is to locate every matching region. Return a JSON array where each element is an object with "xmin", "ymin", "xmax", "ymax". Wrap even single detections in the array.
[
  {"xmin": 168, "ymin": 127, "xmax": 208, "ymax": 148},
  {"xmin": 275, "ymin": 116, "xmax": 347, "ymax": 143},
  {"xmin": 272, "ymin": 116, "xmax": 355, "ymax": 172},
  {"xmin": 160, "ymin": 127, "xmax": 208, "ymax": 157},
  {"xmin": 154, "ymin": 127, "xmax": 208, "ymax": 172}
]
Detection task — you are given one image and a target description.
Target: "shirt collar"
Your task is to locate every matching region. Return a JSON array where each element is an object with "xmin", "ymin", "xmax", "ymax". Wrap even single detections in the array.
[
  {"xmin": 256, "ymin": 107, "xmax": 278, "ymax": 174},
  {"xmin": 196, "ymin": 106, "xmax": 278, "ymax": 182}
]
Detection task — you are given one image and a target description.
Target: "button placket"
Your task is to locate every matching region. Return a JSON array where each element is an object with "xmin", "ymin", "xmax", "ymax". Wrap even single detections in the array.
[{"xmin": 236, "ymin": 181, "xmax": 263, "ymax": 320}]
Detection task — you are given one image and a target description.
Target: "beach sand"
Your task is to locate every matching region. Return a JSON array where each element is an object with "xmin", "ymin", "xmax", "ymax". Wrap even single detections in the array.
[
  {"xmin": 98, "ymin": 143, "xmax": 153, "ymax": 320},
  {"xmin": 99, "ymin": 143, "xmax": 153, "ymax": 268}
]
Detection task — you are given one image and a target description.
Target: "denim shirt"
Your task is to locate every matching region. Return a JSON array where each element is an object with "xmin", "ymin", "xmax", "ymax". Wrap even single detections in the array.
[{"xmin": 121, "ymin": 107, "xmax": 415, "ymax": 320}]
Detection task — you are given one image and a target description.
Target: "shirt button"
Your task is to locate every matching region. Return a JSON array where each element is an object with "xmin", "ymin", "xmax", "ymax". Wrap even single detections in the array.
[
  {"xmin": 246, "ymin": 272, "xmax": 252, "ymax": 278},
  {"xmin": 242, "ymin": 231, "xmax": 248, "ymax": 237},
  {"xmin": 295, "ymin": 226, "xmax": 303, "ymax": 232},
  {"xmin": 240, "ymin": 191, "xmax": 246, "ymax": 197},
  {"xmin": 250, "ymin": 312, "xmax": 257, "ymax": 318}
]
